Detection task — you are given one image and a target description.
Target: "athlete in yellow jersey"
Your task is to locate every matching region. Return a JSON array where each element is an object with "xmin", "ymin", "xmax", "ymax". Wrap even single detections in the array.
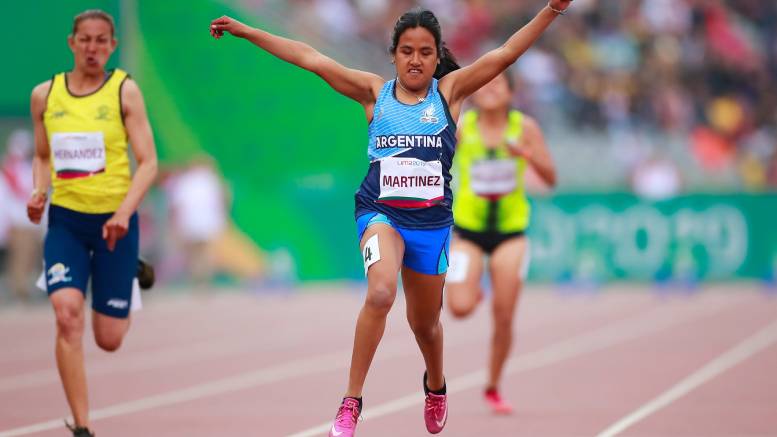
[
  {"xmin": 446, "ymin": 72, "xmax": 556, "ymax": 414},
  {"xmin": 26, "ymin": 10, "xmax": 157, "ymax": 437}
]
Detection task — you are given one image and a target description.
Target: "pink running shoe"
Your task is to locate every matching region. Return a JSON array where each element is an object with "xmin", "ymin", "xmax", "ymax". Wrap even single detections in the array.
[
  {"xmin": 484, "ymin": 388, "xmax": 514, "ymax": 414},
  {"xmin": 424, "ymin": 392, "xmax": 448, "ymax": 434},
  {"xmin": 329, "ymin": 397, "xmax": 361, "ymax": 437}
]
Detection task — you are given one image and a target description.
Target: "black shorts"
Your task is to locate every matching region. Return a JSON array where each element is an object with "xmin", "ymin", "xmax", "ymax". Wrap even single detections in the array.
[{"xmin": 453, "ymin": 226, "xmax": 524, "ymax": 255}]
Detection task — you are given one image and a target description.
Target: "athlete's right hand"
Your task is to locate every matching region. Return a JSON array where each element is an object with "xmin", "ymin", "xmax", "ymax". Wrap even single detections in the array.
[
  {"xmin": 27, "ymin": 191, "xmax": 47, "ymax": 224},
  {"xmin": 210, "ymin": 15, "xmax": 250, "ymax": 39}
]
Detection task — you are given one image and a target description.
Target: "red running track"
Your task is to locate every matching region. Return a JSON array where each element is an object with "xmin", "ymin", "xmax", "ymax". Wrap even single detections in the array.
[{"xmin": 0, "ymin": 284, "xmax": 775, "ymax": 436}]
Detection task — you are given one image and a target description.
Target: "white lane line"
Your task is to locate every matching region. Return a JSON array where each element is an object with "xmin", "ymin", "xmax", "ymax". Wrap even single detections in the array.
[
  {"xmin": 0, "ymin": 295, "xmax": 366, "ymax": 389},
  {"xmin": 595, "ymin": 318, "xmax": 777, "ymax": 437},
  {"xmin": 286, "ymin": 300, "xmax": 729, "ymax": 437},
  {"xmin": 0, "ymin": 331, "xmax": 328, "ymax": 393},
  {"xmin": 0, "ymin": 292, "xmax": 627, "ymax": 393},
  {"xmin": 0, "ymin": 345, "xmax": 361, "ymax": 437},
  {"xmin": 0, "ymin": 294, "xmax": 653, "ymax": 437},
  {"xmin": 0, "ymin": 305, "xmax": 520, "ymax": 437}
]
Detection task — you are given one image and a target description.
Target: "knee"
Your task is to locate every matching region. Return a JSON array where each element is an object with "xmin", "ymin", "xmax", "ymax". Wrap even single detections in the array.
[
  {"xmin": 95, "ymin": 333, "xmax": 123, "ymax": 352},
  {"xmin": 365, "ymin": 280, "xmax": 397, "ymax": 315},
  {"xmin": 408, "ymin": 314, "xmax": 441, "ymax": 341},
  {"xmin": 54, "ymin": 305, "xmax": 84, "ymax": 344},
  {"xmin": 492, "ymin": 310, "xmax": 514, "ymax": 333},
  {"xmin": 448, "ymin": 301, "xmax": 474, "ymax": 319},
  {"xmin": 447, "ymin": 291, "xmax": 478, "ymax": 319}
]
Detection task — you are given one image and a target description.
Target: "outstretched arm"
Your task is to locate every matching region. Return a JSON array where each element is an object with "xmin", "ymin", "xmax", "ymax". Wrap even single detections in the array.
[
  {"xmin": 440, "ymin": 1, "xmax": 572, "ymax": 112},
  {"xmin": 210, "ymin": 16, "xmax": 384, "ymax": 112}
]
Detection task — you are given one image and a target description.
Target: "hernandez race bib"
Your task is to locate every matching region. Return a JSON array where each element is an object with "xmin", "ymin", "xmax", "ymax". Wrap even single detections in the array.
[
  {"xmin": 470, "ymin": 159, "xmax": 516, "ymax": 199},
  {"xmin": 50, "ymin": 132, "xmax": 106, "ymax": 179},
  {"xmin": 378, "ymin": 157, "xmax": 444, "ymax": 208}
]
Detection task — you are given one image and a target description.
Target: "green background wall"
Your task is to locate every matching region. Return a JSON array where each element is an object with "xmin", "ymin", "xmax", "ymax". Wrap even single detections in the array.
[
  {"xmin": 4, "ymin": 2, "xmax": 776, "ymax": 282},
  {"xmin": 135, "ymin": 1, "xmax": 367, "ymax": 279},
  {"xmin": 1, "ymin": 1, "xmax": 122, "ymax": 116}
]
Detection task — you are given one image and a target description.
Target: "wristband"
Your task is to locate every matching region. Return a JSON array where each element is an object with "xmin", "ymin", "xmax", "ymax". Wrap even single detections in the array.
[{"xmin": 548, "ymin": 3, "xmax": 566, "ymax": 15}]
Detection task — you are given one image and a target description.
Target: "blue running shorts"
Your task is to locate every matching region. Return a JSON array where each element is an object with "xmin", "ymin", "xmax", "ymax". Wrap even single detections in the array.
[
  {"xmin": 44, "ymin": 205, "xmax": 139, "ymax": 318},
  {"xmin": 357, "ymin": 212, "xmax": 451, "ymax": 275}
]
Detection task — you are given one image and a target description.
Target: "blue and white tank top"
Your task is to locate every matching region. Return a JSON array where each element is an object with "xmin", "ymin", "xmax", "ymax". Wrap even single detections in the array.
[{"xmin": 355, "ymin": 78, "xmax": 457, "ymax": 229}]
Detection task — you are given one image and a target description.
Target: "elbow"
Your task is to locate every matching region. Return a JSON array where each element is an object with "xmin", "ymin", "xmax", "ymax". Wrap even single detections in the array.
[
  {"xmin": 34, "ymin": 150, "xmax": 50, "ymax": 163},
  {"xmin": 148, "ymin": 160, "xmax": 159, "ymax": 181},
  {"xmin": 544, "ymin": 169, "xmax": 558, "ymax": 189},
  {"xmin": 140, "ymin": 157, "xmax": 159, "ymax": 181}
]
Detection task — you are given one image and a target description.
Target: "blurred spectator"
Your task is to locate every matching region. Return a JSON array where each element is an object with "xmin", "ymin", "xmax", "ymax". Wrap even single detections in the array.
[
  {"xmin": 166, "ymin": 155, "xmax": 228, "ymax": 285},
  {"xmin": 314, "ymin": 0, "xmax": 359, "ymax": 42},
  {"xmin": 631, "ymin": 153, "xmax": 682, "ymax": 200},
  {"xmin": 447, "ymin": 0, "xmax": 495, "ymax": 61},
  {"xmin": 0, "ymin": 129, "xmax": 42, "ymax": 302},
  {"xmin": 164, "ymin": 155, "xmax": 266, "ymax": 286},
  {"xmin": 246, "ymin": 0, "xmax": 777, "ymax": 191},
  {"xmin": 0, "ymin": 171, "xmax": 9, "ymax": 280},
  {"xmin": 767, "ymin": 151, "xmax": 777, "ymax": 188}
]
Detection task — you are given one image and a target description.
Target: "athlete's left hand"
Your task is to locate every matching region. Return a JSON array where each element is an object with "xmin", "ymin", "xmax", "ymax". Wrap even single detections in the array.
[
  {"xmin": 548, "ymin": 0, "xmax": 573, "ymax": 13},
  {"xmin": 210, "ymin": 15, "xmax": 251, "ymax": 39},
  {"xmin": 506, "ymin": 138, "xmax": 533, "ymax": 161},
  {"xmin": 103, "ymin": 213, "xmax": 129, "ymax": 252}
]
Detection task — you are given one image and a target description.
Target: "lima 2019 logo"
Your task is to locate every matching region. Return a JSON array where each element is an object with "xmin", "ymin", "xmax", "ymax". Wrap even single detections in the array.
[
  {"xmin": 47, "ymin": 263, "xmax": 72, "ymax": 286},
  {"xmin": 420, "ymin": 104, "xmax": 438, "ymax": 124}
]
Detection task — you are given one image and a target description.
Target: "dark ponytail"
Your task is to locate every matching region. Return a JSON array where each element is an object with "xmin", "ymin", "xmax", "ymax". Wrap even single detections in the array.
[
  {"xmin": 390, "ymin": 8, "xmax": 460, "ymax": 79},
  {"xmin": 435, "ymin": 42, "xmax": 459, "ymax": 79}
]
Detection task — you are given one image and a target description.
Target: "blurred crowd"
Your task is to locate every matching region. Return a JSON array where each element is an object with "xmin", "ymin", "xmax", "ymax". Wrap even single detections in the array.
[
  {"xmin": 4, "ymin": 0, "xmax": 777, "ymax": 300},
  {"xmin": 249, "ymin": 0, "xmax": 777, "ymax": 192},
  {"xmin": 0, "ymin": 130, "xmax": 269, "ymax": 304}
]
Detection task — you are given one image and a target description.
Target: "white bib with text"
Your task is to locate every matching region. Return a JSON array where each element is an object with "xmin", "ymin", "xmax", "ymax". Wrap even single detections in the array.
[
  {"xmin": 51, "ymin": 132, "xmax": 107, "ymax": 179},
  {"xmin": 378, "ymin": 157, "xmax": 444, "ymax": 208},
  {"xmin": 470, "ymin": 159, "xmax": 516, "ymax": 198}
]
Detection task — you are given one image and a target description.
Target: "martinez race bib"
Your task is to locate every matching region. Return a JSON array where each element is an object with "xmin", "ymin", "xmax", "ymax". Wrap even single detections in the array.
[
  {"xmin": 51, "ymin": 132, "xmax": 106, "ymax": 179},
  {"xmin": 470, "ymin": 159, "xmax": 516, "ymax": 199},
  {"xmin": 377, "ymin": 157, "xmax": 444, "ymax": 208}
]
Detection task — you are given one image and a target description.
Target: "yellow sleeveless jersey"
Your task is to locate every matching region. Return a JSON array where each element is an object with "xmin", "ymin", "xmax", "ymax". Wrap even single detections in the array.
[
  {"xmin": 452, "ymin": 109, "xmax": 530, "ymax": 233},
  {"xmin": 44, "ymin": 69, "xmax": 131, "ymax": 214}
]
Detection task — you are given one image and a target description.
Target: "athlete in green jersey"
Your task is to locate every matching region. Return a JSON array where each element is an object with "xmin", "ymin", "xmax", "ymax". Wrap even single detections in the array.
[{"xmin": 446, "ymin": 72, "xmax": 556, "ymax": 414}]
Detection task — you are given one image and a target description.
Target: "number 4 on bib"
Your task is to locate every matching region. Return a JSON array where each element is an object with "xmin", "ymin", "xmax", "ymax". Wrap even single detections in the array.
[{"xmin": 362, "ymin": 234, "xmax": 381, "ymax": 276}]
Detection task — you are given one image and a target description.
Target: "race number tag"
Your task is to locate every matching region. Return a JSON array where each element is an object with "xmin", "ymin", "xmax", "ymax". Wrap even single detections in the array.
[
  {"xmin": 378, "ymin": 157, "xmax": 444, "ymax": 208},
  {"xmin": 470, "ymin": 159, "xmax": 516, "ymax": 198},
  {"xmin": 446, "ymin": 250, "xmax": 470, "ymax": 283},
  {"xmin": 363, "ymin": 234, "xmax": 381, "ymax": 276},
  {"xmin": 50, "ymin": 132, "xmax": 106, "ymax": 179}
]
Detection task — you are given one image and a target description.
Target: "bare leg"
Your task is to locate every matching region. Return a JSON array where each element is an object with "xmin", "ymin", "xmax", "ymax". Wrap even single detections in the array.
[
  {"xmin": 345, "ymin": 224, "xmax": 404, "ymax": 397},
  {"xmin": 50, "ymin": 288, "xmax": 89, "ymax": 428},
  {"xmin": 487, "ymin": 237, "xmax": 528, "ymax": 389},
  {"xmin": 403, "ymin": 266, "xmax": 446, "ymax": 391},
  {"xmin": 92, "ymin": 311, "xmax": 131, "ymax": 352},
  {"xmin": 445, "ymin": 238, "xmax": 485, "ymax": 319}
]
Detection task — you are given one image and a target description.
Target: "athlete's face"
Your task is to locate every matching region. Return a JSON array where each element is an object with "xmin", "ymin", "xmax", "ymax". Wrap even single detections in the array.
[
  {"xmin": 472, "ymin": 73, "xmax": 512, "ymax": 112},
  {"xmin": 68, "ymin": 19, "xmax": 116, "ymax": 75},
  {"xmin": 393, "ymin": 27, "xmax": 438, "ymax": 92}
]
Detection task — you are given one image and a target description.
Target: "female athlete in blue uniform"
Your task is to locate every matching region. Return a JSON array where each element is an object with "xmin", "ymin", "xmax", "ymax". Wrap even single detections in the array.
[
  {"xmin": 27, "ymin": 10, "xmax": 158, "ymax": 437},
  {"xmin": 210, "ymin": 2, "xmax": 572, "ymax": 435}
]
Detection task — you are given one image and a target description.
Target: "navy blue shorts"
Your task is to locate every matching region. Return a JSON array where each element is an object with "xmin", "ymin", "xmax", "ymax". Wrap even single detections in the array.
[
  {"xmin": 357, "ymin": 212, "xmax": 451, "ymax": 275},
  {"xmin": 44, "ymin": 205, "xmax": 139, "ymax": 318}
]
